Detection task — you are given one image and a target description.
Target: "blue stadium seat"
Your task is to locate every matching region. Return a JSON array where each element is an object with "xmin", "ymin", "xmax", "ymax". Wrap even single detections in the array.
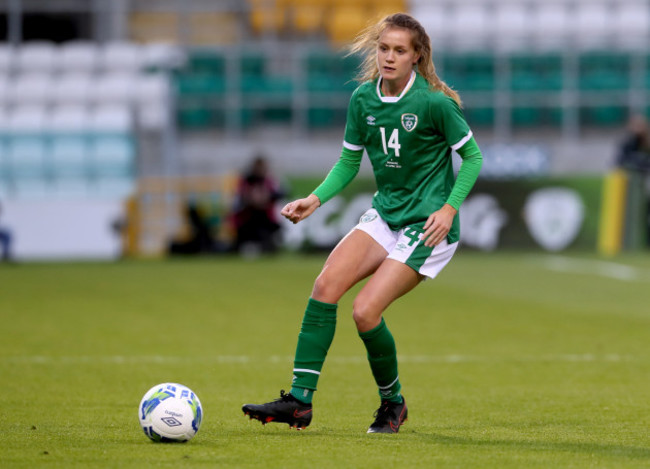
[
  {"xmin": 8, "ymin": 135, "xmax": 47, "ymax": 180},
  {"xmin": 0, "ymin": 134, "xmax": 8, "ymax": 193},
  {"xmin": 90, "ymin": 134, "xmax": 135, "ymax": 179},
  {"xmin": 50, "ymin": 135, "xmax": 89, "ymax": 179}
]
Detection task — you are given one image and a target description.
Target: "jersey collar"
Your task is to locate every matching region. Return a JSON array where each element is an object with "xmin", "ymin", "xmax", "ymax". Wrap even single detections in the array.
[{"xmin": 376, "ymin": 70, "xmax": 417, "ymax": 103}]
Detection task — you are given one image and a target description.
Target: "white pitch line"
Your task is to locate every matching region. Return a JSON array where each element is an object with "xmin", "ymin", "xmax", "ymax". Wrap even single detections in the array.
[
  {"xmin": 0, "ymin": 353, "xmax": 639, "ymax": 365},
  {"xmin": 536, "ymin": 255, "xmax": 650, "ymax": 282}
]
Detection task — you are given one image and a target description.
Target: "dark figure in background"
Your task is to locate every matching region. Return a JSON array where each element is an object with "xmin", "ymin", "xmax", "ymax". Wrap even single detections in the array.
[
  {"xmin": 232, "ymin": 156, "xmax": 284, "ymax": 254},
  {"xmin": 0, "ymin": 200, "xmax": 13, "ymax": 262},
  {"xmin": 617, "ymin": 114, "xmax": 650, "ymax": 172},
  {"xmin": 168, "ymin": 202, "xmax": 219, "ymax": 255},
  {"xmin": 616, "ymin": 114, "xmax": 650, "ymax": 246}
]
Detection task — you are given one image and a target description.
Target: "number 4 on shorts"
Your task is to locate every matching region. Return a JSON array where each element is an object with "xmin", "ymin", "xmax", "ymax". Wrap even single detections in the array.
[{"xmin": 404, "ymin": 227, "xmax": 421, "ymax": 246}]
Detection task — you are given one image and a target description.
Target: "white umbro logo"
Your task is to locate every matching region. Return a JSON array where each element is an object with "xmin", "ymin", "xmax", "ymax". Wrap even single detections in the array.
[{"xmin": 366, "ymin": 115, "xmax": 376, "ymax": 126}]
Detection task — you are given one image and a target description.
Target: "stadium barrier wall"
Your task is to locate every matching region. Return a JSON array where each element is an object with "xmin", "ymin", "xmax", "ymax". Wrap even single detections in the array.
[{"xmin": 281, "ymin": 175, "xmax": 604, "ymax": 252}]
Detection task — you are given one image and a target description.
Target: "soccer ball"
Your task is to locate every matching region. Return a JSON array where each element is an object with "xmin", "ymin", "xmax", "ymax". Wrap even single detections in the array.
[{"xmin": 138, "ymin": 382, "xmax": 203, "ymax": 442}]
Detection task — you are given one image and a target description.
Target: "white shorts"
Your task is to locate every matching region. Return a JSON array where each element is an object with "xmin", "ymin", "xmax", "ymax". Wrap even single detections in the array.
[{"xmin": 353, "ymin": 208, "xmax": 459, "ymax": 279}]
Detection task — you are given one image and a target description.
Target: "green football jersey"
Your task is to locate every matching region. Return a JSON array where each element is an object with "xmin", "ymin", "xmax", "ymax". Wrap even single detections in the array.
[{"xmin": 343, "ymin": 71, "xmax": 473, "ymax": 243}]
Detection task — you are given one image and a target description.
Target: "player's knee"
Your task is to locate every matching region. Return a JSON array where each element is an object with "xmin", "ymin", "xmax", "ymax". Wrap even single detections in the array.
[
  {"xmin": 311, "ymin": 271, "xmax": 343, "ymax": 304},
  {"xmin": 352, "ymin": 298, "xmax": 381, "ymax": 332}
]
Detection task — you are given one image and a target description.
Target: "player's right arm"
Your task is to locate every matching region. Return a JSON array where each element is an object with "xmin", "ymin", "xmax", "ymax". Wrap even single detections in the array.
[
  {"xmin": 281, "ymin": 146, "xmax": 363, "ymax": 224},
  {"xmin": 282, "ymin": 88, "xmax": 364, "ymax": 225}
]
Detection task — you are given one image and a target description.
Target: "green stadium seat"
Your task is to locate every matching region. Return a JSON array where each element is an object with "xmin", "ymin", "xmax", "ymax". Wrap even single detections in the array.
[
  {"xmin": 441, "ymin": 53, "xmax": 495, "ymax": 92},
  {"xmin": 188, "ymin": 51, "xmax": 225, "ymax": 75},
  {"xmin": 240, "ymin": 52, "xmax": 265, "ymax": 77},
  {"xmin": 463, "ymin": 107, "xmax": 494, "ymax": 127},
  {"xmin": 306, "ymin": 51, "xmax": 359, "ymax": 77},
  {"xmin": 579, "ymin": 52, "xmax": 631, "ymax": 90},
  {"xmin": 177, "ymin": 104, "xmax": 215, "ymax": 129},
  {"xmin": 580, "ymin": 71, "xmax": 630, "ymax": 90},
  {"xmin": 307, "ymin": 107, "xmax": 347, "ymax": 127},
  {"xmin": 509, "ymin": 54, "xmax": 563, "ymax": 91},
  {"xmin": 512, "ymin": 107, "xmax": 543, "ymax": 126},
  {"xmin": 176, "ymin": 72, "xmax": 226, "ymax": 96},
  {"xmin": 581, "ymin": 106, "xmax": 627, "ymax": 126}
]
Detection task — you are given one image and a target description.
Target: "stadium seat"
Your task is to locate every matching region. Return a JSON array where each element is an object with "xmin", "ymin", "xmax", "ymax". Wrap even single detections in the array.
[
  {"xmin": 50, "ymin": 136, "xmax": 89, "ymax": 179},
  {"xmin": 59, "ymin": 41, "xmax": 99, "ymax": 73},
  {"xmin": 89, "ymin": 104, "xmax": 134, "ymax": 133},
  {"xmin": 494, "ymin": 3, "xmax": 533, "ymax": 52},
  {"xmin": 93, "ymin": 72, "xmax": 138, "ymax": 105},
  {"xmin": 240, "ymin": 52, "xmax": 266, "ymax": 77},
  {"xmin": 510, "ymin": 54, "xmax": 563, "ymax": 91},
  {"xmin": 49, "ymin": 104, "xmax": 89, "ymax": 133},
  {"xmin": 0, "ymin": 108, "xmax": 8, "ymax": 187},
  {"xmin": 411, "ymin": 2, "xmax": 451, "ymax": 46},
  {"xmin": 290, "ymin": 1, "xmax": 326, "ymax": 35},
  {"xmin": 176, "ymin": 72, "xmax": 226, "ymax": 96},
  {"xmin": 325, "ymin": 4, "xmax": 368, "ymax": 45},
  {"xmin": 8, "ymin": 72, "xmax": 52, "ymax": 105},
  {"xmin": 612, "ymin": 2, "xmax": 650, "ymax": 50},
  {"xmin": 136, "ymin": 74, "xmax": 171, "ymax": 131},
  {"xmin": 573, "ymin": 2, "xmax": 613, "ymax": 51},
  {"xmin": 187, "ymin": 12, "xmax": 241, "ymax": 45},
  {"xmin": 446, "ymin": 4, "xmax": 493, "ymax": 51},
  {"xmin": 129, "ymin": 11, "xmax": 180, "ymax": 44},
  {"xmin": 14, "ymin": 41, "xmax": 57, "ymax": 72},
  {"xmin": 89, "ymin": 135, "xmax": 135, "ymax": 178},
  {"xmin": 442, "ymin": 53, "xmax": 495, "ymax": 91},
  {"xmin": 372, "ymin": 0, "xmax": 407, "ymax": 20},
  {"xmin": 512, "ymin": 107, "xmax": 543, "ymax": 127},
  {"xmin": 6, "ymin": 105, "xmax": 48, "ymax": 186},
  {"xmin": 52, "ymin": 72, "xmax": 93, "ymax": 105},
  {"xmin": 463, "ymin": 107, "xmax": 494, "ymax": 127},
  {"xmin": 99, "ymin": 42, "xmax": 143, "ymax": 73},
  {"xmin": 249, "ymin": 0, "xmax": 289, "ymax": 36},
  {"xmin": 581, "ymin": 106, "xmax": 627, "ymax": 126},
  {"xmin": 0, "ymin": 74, "xmax": 8, "ymax": 107},
  {"xmin": 136, "ymin": 74, "xmax": 170, "ymax": 106},
  {"xmin": 579, "ymin": 53, "xmax": 631, "ymax": 90},
  {"xmin": 48, "ymin": 105, "xmax": 90, "ymax": 183},
  {"xmin": 187, "ymin": 51, "xmax": 225, "ymax": 75},
  {"xmin": 7, "ymin": 133, "xmax": 48, "ymax": 186},
  {"xmin": 141, "ymin": 43, "xmax": 186, "ymax": 71},
  {"xmin": 0, "ymin": 44, "xmax": 14, "ymax": 74},
  {"xmin": 88, "ymin": 103, "xmax": 135, "ymax": 182},
  {"xmin": 7, "ymin": 104, "xmax": 48, "ymax": 133},
  {"xmin": 176, "ymin": 102, "xmax": 219, "ymax": 129},
  {"xmin": 532, "ymin": 4, "xmax": 570, "ymax": 51}
]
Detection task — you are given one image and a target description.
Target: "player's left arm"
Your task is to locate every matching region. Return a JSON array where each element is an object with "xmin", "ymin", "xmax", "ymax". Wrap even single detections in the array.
[{"xmin": 423, "ymin": 137, "xmax": 483, "ymax": 247}]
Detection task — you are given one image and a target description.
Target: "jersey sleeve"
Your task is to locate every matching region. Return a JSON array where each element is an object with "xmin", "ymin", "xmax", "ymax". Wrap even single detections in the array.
[
  {"xmin": 342, "ymin": 87, "xmax": 365, "ymax": 151},
  {"xmin": 446, "ymin": 137, "xmax": 483, "ymax": 210},
  {"xmin": 429, "ymin": 94, "xmax": 473, "ymax": 150},
  {"xmin": 312, "ymin": 147, "xmax": 363, "ymax": 204}
]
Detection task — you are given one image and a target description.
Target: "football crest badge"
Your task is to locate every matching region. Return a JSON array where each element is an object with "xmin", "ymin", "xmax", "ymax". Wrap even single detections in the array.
[{"xmin": 401, "ymin": 113, "xmax": 418, "ymax": 132}]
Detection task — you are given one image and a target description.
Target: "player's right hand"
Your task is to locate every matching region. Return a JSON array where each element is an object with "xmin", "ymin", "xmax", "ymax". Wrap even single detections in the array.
[{"xmin": 281, "ymin": 194, "xmax": 321, "ymax": 224}]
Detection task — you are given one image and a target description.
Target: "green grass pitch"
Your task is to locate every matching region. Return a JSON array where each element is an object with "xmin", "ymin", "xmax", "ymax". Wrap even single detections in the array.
[{"xmin": 1, "ymin": 251, "xmax": 649, "ymax": 468}]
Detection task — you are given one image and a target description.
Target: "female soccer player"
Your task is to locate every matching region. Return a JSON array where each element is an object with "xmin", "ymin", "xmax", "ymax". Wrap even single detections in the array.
[{"xmin": 243, "ymin": 12, "xmax": 483, "ymax": 433}]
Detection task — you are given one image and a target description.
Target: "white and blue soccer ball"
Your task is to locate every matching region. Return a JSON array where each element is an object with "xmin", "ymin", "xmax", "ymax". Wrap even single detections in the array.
[{"xmin": 138, "ymin": 383, "xmax": 203, "ymax": 442}]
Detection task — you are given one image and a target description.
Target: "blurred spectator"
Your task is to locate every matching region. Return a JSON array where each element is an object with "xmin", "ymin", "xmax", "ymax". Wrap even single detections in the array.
[
  {"xmin": 616, "ymin": 114, "xmax": 650, "ymax": 247},
  {"xmin": 616, "ymin": 114, "xmax": 650, "ymax": 172},
  {"xmin": 168, "ymin": 201, "xmax": 225, "ymax": 255},
  {"xmin": 231, "ymin": 155, "xmax": 284, "ymax": 254},
  {"xmin": 0, "ymin": 200, "xmax": 13, "ymax": 262}
]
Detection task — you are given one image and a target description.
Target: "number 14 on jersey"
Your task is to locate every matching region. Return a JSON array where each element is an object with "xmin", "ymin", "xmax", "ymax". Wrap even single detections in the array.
[{"xmin": 379, "ymin": 127, "xmax": 401, "ymax": 157}]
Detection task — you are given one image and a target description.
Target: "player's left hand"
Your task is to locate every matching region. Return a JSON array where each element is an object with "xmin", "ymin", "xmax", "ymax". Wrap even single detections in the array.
[{"xmin": 422, "ymin": 204, "xmax": 457, "ymax": 247}]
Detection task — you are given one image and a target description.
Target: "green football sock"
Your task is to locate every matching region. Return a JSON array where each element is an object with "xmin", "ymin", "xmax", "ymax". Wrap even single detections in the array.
[
  {"xmin": 290, "ymin": 298, "xmax": 337, "ymax": 404},
  {"xmin": 359, "ymin": 318, "xmax": 402, "ymax": 403}
]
